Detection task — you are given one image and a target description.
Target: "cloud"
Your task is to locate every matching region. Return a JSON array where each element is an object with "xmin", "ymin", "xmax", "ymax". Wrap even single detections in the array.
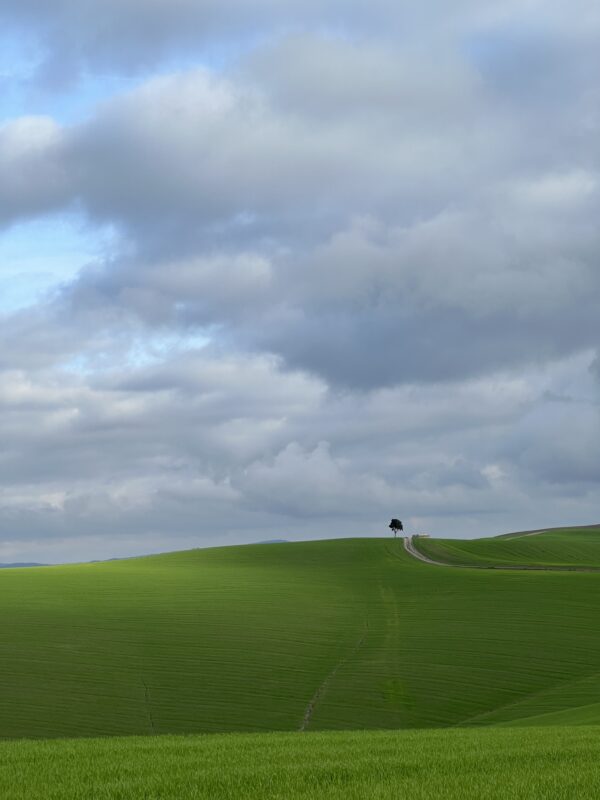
[
  {"xmin": 1, "ymin": 6, "xmax": 600, "ymax": 560},
  {"xmin": 3, "ymin": 42, "xmax": 598, "ymax": 390},
  {"xmin": 0, "ymin": 0, "xmax": 516, "ymax": 80},
  {"xmin": 0, "ymin": 341, "xmax": 597, "ymax": 562},
  {"xmin": 0, "ymin": 117, "xmax": 70, "ymax": 224},
  {"xmin": 6, "ymin": 0, "xmax": 599, "ymax": 84}
]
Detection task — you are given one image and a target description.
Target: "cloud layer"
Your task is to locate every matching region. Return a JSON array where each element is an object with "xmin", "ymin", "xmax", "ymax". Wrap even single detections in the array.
[{"xmin": 0, "ymin": 3, "xmax": 599, "ymax": 561}]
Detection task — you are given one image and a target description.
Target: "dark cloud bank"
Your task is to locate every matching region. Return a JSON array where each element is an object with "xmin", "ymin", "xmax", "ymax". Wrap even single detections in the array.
[{"xmin": 0, "ymin": 1, "xmax": 599, "ymax": 561}]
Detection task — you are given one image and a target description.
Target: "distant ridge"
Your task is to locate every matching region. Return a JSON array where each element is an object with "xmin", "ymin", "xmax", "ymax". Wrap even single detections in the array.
[
  {"xmin": 497, "ymin": 523, "xmax": 600, "ymax": 539},
  {"xmin": 256, "ymin": 539, "xmax": 288, "ymax": 544},
  {"xmin": 0, "ymin": 562, "xmax": 46, "ymax": 569}
]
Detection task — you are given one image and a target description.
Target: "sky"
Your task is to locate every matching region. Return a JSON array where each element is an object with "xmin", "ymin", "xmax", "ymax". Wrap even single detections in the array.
[{"xmin": 0, "ymin": 1, "xmax": 599, "ymax": 563}]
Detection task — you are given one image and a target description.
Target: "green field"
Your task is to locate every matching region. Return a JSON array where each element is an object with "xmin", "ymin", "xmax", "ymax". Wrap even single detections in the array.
[
  {"xmin": 1, "ymin": 726, "xmax": 600, "ymax": 800},
  {"xmin": 2, "ymin": 530, "xmax": 600, "ymax": 738},
  {"xmin": 3, "ymin": 527, "xmax": 600, "ymax": 796},
  {"xmin": 414, "ymin": 525, "xmax": 600, "ymax": 569}
]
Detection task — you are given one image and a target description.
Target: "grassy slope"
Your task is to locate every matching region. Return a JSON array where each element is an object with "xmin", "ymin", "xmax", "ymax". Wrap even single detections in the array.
[
  {"xmin": 414, "ymin": 526, "xmax": 600, "ymax": 568},
  {"xmin": 2, "ymin": 727, "xmax": 600, "ymax": 800},
  {"xmin": 2, "ymin": 535, "xmax": 600, "ymax": 738}
]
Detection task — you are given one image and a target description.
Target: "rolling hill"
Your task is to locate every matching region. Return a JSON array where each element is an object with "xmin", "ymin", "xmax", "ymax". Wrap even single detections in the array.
[
  {"xmin": 413, "ymin": 525, "xmax": 600, "ymax": 569},
  {"xmin": 2, "ymin": 528, "xmax": 600, "ymax": 739}
]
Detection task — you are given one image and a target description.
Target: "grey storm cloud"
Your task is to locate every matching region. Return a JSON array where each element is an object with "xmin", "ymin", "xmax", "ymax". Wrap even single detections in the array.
[
  {"xmin": 2, "ymin": 32, "xmax": 599, "ymax": 387},
  {"xmin": 3, "ymin": 0, "xmax": 600, "ymax": 77},
  {"xmin": 0, "ymin": 2, "xmax": 600, "ymax": 561},
  {"xmin": 0, "ymin": 0, "xmax": 554, "ymax": 78}
]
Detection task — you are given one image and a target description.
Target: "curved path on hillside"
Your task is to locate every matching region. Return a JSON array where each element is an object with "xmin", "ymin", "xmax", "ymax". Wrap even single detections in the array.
[{"xmin": 402, "ymin": 536, "xmax": 600, "ymax": 573}]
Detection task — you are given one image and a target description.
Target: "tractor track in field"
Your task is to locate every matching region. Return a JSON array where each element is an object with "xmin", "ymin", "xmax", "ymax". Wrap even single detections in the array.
[
  {"xmin": 142, "ymin": 680, "xmax": 156, "ymax": 734},
  {"xmin": 300, "ymin": 626, "xmax": 368, "ymax": 732},
  {"xmin": 403, "ymin": 536, "xmax": 600, "ymax": 573}
]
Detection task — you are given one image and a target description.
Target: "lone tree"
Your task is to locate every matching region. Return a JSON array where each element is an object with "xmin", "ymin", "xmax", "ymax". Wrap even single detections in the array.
[{"xmin": 389, "ymin": 519, "xmax": 403, "ymax": 537}]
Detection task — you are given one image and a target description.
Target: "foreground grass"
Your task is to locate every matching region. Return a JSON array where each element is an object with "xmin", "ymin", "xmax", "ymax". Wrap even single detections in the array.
[
  {"xmin": 3, "ymin": 534, "xmax": 600, "ymax": 736},
  {"xmin": 1, "ymin": 726, "xmax": 599, "ymax": 800},
  {"xmin": 415, "ymin": 526, "xmax": 600, "ymax": 569}
]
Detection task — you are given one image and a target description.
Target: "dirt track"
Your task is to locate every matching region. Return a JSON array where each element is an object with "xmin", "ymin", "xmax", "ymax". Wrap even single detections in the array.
[{"xmin": 403, "ymin": 536, "xmax": 448, "ymax": 566}]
